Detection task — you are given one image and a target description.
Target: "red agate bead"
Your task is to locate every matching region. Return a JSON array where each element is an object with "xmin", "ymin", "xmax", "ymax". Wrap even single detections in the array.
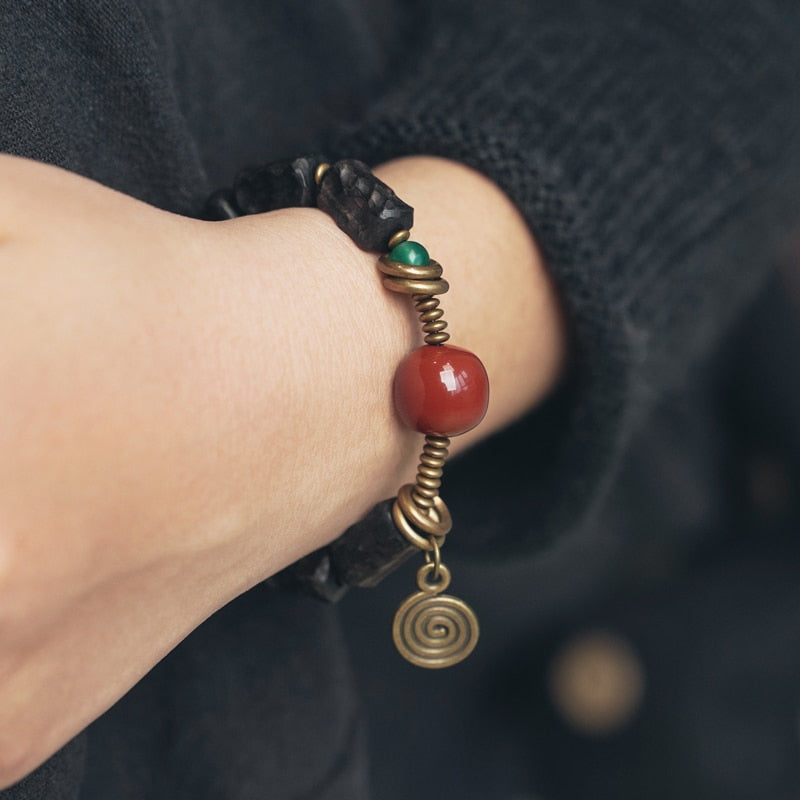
[{"xmin": 393, "ymin": 345, "xmax": 489, "ymax": 437}]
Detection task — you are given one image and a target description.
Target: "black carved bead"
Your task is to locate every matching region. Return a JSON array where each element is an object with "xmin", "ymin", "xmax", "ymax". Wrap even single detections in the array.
[
  {"xmin": 328, "ymin": 499, "xmax": 416, "ymax": 588},
  {"xmin": 271, "ymin": 498, "xmax": 416, "ymax": 601},
  {"xmin": 234, "ymin": 154, "xmax": 326, "ymax": 214},
  {"xmin": 317, "ymin": 159, "xmax": 414, "ymax": 252},
  {"xmin": 270, "ymin": 549, "xmax": 347, "ymax": 603}
]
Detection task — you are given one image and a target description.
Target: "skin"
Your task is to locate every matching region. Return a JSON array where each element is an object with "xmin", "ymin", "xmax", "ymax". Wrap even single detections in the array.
[{"xmin": 0, "ymin": 153, "xmax": 565, "ymax": 786}]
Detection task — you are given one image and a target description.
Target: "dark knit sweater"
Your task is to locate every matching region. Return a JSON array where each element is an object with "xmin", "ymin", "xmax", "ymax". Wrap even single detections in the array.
[{"xmin": 1, "ymin": 1, "xmax": 799, "ymax": 798}]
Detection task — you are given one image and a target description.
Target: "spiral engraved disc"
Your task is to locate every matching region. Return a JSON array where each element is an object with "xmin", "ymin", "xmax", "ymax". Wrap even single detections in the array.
[{"xmin": 393, "ymin": 590, "xmax": 479, "ymax": 669}]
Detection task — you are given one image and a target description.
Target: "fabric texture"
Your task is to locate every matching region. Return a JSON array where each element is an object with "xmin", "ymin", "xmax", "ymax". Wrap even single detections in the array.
[
  {"xmin": 1, "ymin": 0, "xmax": 799, "ymax": 797},
  {"xmin": 333, "ymin": 0, "xmax": 800, "ymax": 552}
]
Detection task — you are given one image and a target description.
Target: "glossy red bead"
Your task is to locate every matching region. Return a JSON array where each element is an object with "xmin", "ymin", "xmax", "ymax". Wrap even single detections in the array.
[{"xmin": 393, "ymin": 345, "xmax": 489, "ymax": 437}]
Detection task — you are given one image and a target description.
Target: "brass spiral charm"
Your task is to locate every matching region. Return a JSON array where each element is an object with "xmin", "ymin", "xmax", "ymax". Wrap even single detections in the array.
[{"xmin": 393, "ymin": 563, "xmax": 479, "ymax": 669}]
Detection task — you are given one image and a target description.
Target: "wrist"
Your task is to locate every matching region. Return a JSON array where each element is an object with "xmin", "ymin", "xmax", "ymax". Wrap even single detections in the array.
[{"xmin": 213, "ymin": 154, "xmax": 566, "ymax": 585}]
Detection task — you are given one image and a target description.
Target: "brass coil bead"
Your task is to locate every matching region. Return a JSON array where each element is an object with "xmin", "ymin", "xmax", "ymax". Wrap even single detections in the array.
[
  {"xmin": 413, "ymin": 295, "xmax": 450, "ymax": 345},
  {"xmin": 412, "ymin": 435, "xmax": 450, "ymax": 507},
  {"xmin": 377, "ymin": 256, "xmax": 451, "ymax": 345},
  {"xmin": 392, "ymin": 431, "xmax": 453, "ymax": 558}
]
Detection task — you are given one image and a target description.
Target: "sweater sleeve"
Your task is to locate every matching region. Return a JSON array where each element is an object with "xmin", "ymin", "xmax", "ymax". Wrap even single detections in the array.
[{"xmin": 330, "ymin": 0, "xmax": 800, "ymax": 553}]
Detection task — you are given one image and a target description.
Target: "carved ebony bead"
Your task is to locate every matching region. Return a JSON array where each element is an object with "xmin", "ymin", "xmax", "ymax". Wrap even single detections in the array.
[
  {"xmin": 233, "ymin": 154, "xmax": 326, "ymax": 214},
  {"xmin": 317, "ymin": 159, "xmax": 414, "ymax": 252},
  {"xmin": 328, "ymin": 499, "xmax": 417, "ymax": 588},
  {"xmin": 271, "ymin": 498, "xmax": 416, "ymax": 600}
]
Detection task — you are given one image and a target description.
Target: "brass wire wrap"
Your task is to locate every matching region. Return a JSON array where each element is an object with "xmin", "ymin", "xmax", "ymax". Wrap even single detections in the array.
[
  {"xmin": 394, "ymin": 485, "xmax": 452, "ymax": 542},
  {"xmin": 391, "ymin": 498, "xmax": 447, "ymax": 552},
  {"xmin": 377, "ymin": 255, "xmax": 451, "ymax": 345},
  {"xmin": 378, "ymin": 260, "xmax": 443, "ymax": 280},
  {"xmin": 392, "ymin": 435, "xmax": 452, "ymax": 548},
  {"xmin": 386, "ymin": 278, "xmax": 450, "ymax": 296},
  {"xmin": 378, "ymin": 255, "xmax": 448, "ymax": 294}
]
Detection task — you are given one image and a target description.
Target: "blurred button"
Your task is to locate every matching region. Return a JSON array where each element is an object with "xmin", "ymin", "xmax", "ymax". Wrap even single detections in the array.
[{"xmin": 548, "ymin": 629, "xmax": 645, "ymax": 735}]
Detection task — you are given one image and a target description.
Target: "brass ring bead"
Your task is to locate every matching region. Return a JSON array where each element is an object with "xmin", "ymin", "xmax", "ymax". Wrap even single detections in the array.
[
  {"xmin": 378, "ymin": 260, "xmax": 443, "ymax": 280},
  {"xmin": 378, "ymin": 255, "xmax": 447, "ymax": 287},
  {"xmin": 387, "ymin": 229, "xmax": 411, "ymax": 249},
  {"xmin": 314, "ymin": 162, "xmax": 330, "ymax": 185},
  {"xmin": 381, "ymin": 277, "xmax": 450, "ymax": 296}
]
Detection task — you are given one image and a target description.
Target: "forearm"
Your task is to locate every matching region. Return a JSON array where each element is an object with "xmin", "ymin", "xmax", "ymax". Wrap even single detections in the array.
[{"xmin": 0, "ymin": 153, "xmax": 563, "ymax": 785}]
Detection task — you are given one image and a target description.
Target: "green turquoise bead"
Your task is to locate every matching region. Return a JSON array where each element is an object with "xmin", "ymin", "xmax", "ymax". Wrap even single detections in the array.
[{"xmin": 389, "ymin": 240, "xmax": 430, "ymax": 266}]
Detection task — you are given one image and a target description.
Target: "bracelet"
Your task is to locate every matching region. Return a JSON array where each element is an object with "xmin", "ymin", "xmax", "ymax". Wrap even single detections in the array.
[{"xmin": 205, "ymin": 156, "xmax": 489, "ymax": 669}]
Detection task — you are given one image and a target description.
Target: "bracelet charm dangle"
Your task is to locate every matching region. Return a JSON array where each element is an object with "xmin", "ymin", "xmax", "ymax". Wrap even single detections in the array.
[
  {"xmin": 393, "ymin": 561, "xmax": 479, "ymax": 669},
  {"xmin": 378, "ymin": 228, "xmax": 488, "ymax": 668}
]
